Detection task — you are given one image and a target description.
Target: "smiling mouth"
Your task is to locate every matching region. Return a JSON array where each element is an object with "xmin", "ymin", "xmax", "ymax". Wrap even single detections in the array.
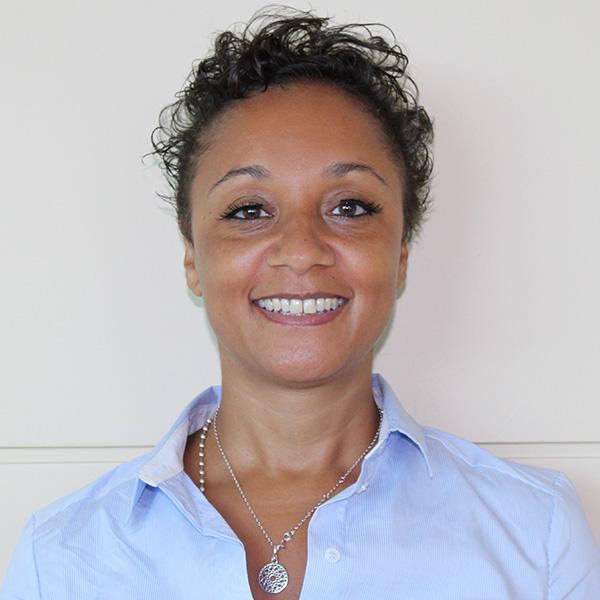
[{"xmin": 256, "ymin": 296, "xmax": 346, "ymax": 316}]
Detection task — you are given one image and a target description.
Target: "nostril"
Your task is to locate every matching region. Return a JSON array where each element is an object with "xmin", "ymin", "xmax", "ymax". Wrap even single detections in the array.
[{"xmin": 265, "ymin": 228, "xmax": 336, "ymax": 273}]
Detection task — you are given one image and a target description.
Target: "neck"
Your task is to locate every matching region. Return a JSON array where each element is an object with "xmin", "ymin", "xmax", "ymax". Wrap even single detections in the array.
[{"xmin": 214, "ymin": 360, "xmax": 379, "ymax": 475}]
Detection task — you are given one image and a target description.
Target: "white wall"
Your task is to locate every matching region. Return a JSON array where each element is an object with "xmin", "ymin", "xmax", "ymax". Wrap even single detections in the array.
[{"xmin": 2, "ymin": 0, "xmax": 599, "ymax": 580}]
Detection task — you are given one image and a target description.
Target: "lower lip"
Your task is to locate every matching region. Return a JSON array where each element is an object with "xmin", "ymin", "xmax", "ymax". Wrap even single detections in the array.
[{"xmin": 253, "ymin": 301, "xmax": 347, "ymax": 326}]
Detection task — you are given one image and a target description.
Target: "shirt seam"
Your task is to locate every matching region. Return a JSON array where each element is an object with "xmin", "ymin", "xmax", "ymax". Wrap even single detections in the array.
[
  {"xmin": 546, "ymin": 475, "xmax": 559, "ymax": 600},
  {"xmin": 424, "ymin": 433, "xmax": 555, "ymax": 496},
  {"xmin": 31, "ymin": 514, "xmax": 42, "ymax": 599},
  {"xmin": 338, "ymin": 445, "xmax": 387, "ymax": 600},
  {"xmin": 338, "ymin": 492, "xmax": 351, "ymax": 600}
]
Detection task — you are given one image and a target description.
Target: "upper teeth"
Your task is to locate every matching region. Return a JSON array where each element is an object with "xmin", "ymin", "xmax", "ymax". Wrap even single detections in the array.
[{"xmin": 257, "ymin": 297, "xmax": 344, "ymax": 315}]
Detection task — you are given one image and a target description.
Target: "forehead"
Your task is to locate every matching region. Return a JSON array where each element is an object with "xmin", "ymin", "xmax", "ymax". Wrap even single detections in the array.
[{"xmin": 193, "ymin": 82, "xmax": 402, "ymax": 190}]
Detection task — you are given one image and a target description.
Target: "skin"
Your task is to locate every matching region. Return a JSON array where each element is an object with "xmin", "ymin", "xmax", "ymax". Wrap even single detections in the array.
[{"xmin": 182, "ymin": 82, "xmax": 408, "ymax": 600}]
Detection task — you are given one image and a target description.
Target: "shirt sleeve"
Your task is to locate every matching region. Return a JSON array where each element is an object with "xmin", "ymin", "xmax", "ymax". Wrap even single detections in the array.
[
  {"xmin": 548, "ymin": 474, "xmax": 600, "ymax": 599},
  {"xmin": 0, "ymin": 517, "xmax": 42, "ymax": 600}
]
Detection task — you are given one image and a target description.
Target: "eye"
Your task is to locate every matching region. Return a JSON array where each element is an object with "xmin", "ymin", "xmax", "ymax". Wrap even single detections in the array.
[
  {"xmin": 331, "ymin": 199, "xmax": 382, "ymax": 218},
  {"xmin": 220, "ymin": 202, "xmax": 271, "ymax": 220}
]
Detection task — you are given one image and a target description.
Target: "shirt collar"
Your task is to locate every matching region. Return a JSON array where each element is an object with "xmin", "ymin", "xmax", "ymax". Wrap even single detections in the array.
[
  {"xmin": 371, "ymin": 373, "xmax": 433, "ymax": 478},
  {"xmin": 126, "ymin": 386, "xmax": 221, "ymax": 520},
  {"xmin": 137, "ymin": 386, "xmax": 220, "ymax": 489},
  {"xmin": 130, "ymin": 374, "xmax": 432, "ymax": 515}
]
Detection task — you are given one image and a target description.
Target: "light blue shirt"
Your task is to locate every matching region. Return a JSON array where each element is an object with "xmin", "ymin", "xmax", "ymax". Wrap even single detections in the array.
[{"xmin": 2, "ymin": 375, "xmax": 599, "ymax": 599}]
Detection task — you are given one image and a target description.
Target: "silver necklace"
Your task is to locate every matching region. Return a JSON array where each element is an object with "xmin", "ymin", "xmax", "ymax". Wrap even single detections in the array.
[{"xmin": 199, "ymin": 406, "xmax": 382, "ymax": 594}]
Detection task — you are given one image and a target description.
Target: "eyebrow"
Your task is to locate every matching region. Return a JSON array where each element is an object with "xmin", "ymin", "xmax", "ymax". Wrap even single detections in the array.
[
  {"xmin": 324, "ymin": 162, "xmax": 388, "ymax": 186},
  {"xmin": 208, "ymin": 160, "xmax": 388, "ymax": 193},
  {"xmin": 209, "ymin": 164, "xmax": 270, "ymax": 193}
]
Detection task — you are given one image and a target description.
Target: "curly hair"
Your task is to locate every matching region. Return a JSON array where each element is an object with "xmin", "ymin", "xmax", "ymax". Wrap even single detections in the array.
[{"xmin": 151, "ymin": 8, "xmax": 433, "ymax": 242}]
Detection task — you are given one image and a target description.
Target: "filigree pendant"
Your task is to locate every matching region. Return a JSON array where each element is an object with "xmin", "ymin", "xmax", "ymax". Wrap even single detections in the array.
[{"xmin": 258, "ymin": 559, "xmax": 289, "ymax": 594}]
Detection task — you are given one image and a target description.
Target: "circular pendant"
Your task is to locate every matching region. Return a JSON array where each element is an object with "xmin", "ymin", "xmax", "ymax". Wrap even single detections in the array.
[{"xmin": 258, "ymin": 560, "xmax": 289, "ymax": 594}]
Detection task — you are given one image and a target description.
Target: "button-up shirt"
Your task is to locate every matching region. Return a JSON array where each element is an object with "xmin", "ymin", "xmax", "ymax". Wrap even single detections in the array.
[{"xmin": 2, "ymin": 375, "xmax": 599, "ymax": 598}]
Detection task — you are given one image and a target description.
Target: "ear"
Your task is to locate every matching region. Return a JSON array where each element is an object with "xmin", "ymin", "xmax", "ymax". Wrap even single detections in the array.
[
  {"xmin": 183, "ymin": 239, "xmax": 203, "ymax": 297},
  {"xmin": 397, "ymin": 241, "xmax": 409, "ymax": 289}
]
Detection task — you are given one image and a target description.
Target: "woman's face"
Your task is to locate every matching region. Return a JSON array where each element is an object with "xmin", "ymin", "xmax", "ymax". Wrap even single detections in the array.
[{"xmin": 184, "ymin": 83, "xmax": 408, "ymax": 386}]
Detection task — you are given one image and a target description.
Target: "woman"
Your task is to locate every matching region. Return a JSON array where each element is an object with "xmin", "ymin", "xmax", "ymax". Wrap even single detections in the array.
[{"xmin": 2, "ymin": 9, "xmax": 599, "ymax": 599}]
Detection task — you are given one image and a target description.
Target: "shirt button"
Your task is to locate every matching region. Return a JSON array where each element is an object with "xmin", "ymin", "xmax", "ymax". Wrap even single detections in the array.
[{"xmin": 325, "ymin": 548, "xmax": 341, "ymax": 563}]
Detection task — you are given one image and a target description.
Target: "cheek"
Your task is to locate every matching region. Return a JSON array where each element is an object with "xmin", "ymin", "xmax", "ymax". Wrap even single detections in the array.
[
  {"xmin": 349, "ymin": 235, "xmax": 402, "ymax": 288},
  {"xmin": 194, "ymin": 235, "xmax": 263, "ymax": 297}
]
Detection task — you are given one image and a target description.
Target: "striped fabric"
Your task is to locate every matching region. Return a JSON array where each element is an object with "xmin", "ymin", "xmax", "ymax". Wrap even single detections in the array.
[{"xmin": 2, "ymin": 375, "xmax": 599, "ymax": 599}]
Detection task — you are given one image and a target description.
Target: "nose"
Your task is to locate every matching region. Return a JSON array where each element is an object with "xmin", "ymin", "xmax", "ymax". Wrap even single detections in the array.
[{"xmin": 266, "ymin": 213, "xmax": 336, "ymax": 274}]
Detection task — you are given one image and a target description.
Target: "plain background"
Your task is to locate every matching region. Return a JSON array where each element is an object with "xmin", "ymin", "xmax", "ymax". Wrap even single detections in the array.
[{"xmin": 1, "ymin": 0, "xmax": 599, "ymax": 580}]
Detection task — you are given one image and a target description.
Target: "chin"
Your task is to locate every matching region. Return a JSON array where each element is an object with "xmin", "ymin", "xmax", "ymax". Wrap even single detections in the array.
[{"xmin": 257, "ymin": 352, "xmax": 368, "ymax": 389}]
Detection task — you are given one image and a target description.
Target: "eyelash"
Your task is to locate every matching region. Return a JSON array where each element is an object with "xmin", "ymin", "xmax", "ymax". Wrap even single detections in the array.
[
  {"xmin": 219, "ymin": 202, "xmax": 271, "ymax": 220},
  {"xmin": 219, "ymin": 199, "xmax": 383, "ymax": 221},
  {"xmin": 331, "ymin": 199, "xmax": 383, "ymax": 218}
]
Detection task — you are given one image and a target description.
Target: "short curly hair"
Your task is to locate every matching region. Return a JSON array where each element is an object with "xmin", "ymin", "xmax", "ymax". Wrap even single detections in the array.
[{"xmin": 152, "ymin": 8, "xmax": 433, "ymax": 242}]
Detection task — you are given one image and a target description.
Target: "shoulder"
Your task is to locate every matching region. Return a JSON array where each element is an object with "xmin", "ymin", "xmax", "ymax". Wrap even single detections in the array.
[
  {"xmin": 416, "ymin": 427, "xmax": 600, "ymax": 589},
  {"xmin": 422, "ymin": 426, "xmax": 561, "ymax": 494},
  {"xmin": 1, "ymin": 455, "xmax": 152, "ymax": 599},
  {"xmin": 422, "ymin": 427, "xmax": 600, "ymax": 580},
  {"xmin": 29, "ymin": 387, "xmax": 221, "ymax": 532},
  {"xmin": 31, "ymin": 454, "xmax": 149, "ymax": 533}
]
